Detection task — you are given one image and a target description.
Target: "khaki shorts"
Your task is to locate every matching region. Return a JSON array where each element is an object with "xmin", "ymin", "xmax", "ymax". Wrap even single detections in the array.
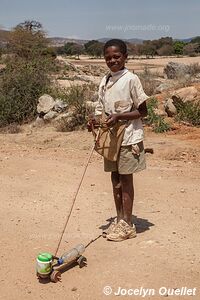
[{"xmin": 104, "ymin": 141, "xmax": 146, "ymax": 175}]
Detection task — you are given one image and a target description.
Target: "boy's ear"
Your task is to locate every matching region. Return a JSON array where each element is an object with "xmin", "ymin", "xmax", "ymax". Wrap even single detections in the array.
[{"xmin": 125, "ymin": 53, "xmax": 128, "ymax": 62}]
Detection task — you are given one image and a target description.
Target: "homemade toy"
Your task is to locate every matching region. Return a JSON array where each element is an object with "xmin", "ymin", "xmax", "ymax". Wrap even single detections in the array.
[{"xmin": 36, "ymin": 244, "xmax": 87, "ymax": 283}]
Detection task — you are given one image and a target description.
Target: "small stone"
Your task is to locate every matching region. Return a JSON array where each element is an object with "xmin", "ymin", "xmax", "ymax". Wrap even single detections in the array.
[
  {"xmin": 43, "ymin": 111, "xmax": 58, "ymax": 121},
  {"xmin": 71, "ymin": 287, "xmax": 77, "ymax": 292}
]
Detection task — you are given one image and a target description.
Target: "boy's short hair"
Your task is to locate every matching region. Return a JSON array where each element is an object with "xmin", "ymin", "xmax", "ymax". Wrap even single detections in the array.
[{"xmin": 103, "ymin": 39, "xmax": 127, "ymax": 55}]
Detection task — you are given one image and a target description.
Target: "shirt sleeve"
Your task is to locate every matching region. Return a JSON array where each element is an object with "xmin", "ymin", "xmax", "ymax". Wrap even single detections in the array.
[{"xmin": 130, "ymin": 75, "xmax": 149, "ymax": 109}]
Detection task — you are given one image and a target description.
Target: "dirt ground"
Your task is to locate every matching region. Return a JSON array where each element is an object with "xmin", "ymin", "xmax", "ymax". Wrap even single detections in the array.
[
  {"xmin": 0, "ymin": 124, "xmax": 200, "ymax": 300},
  {"xmin": 68, "ymin": 55, "xmax": 200, "ymax": 74}
]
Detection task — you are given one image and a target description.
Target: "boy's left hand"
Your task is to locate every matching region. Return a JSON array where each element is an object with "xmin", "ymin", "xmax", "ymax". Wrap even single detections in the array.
[{"xmin": 106, "ymin": 114, "xmax": 119, "ymax": 127}]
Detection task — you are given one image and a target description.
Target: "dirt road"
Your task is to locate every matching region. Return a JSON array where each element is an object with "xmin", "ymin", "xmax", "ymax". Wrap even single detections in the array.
[{"xmin": 0, "ymin": 126, "xmax": 199, "ymax": 300}]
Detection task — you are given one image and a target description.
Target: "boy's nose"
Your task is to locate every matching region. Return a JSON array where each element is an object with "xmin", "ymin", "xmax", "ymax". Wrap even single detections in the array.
[{"xmin": 110, "ymin": 58, "xmax": 117, "ymax": 63}]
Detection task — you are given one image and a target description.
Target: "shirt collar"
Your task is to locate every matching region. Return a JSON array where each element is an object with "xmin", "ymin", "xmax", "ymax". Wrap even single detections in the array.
[{"xmin": 110, "ymin": 67, "xmax": 128, "ymax": 77}]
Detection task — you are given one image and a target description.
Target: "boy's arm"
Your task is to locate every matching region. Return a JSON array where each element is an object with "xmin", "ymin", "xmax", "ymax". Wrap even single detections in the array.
[{"xmin": 106, "ymin": 101, "xmax": 147, "ymax": 126}]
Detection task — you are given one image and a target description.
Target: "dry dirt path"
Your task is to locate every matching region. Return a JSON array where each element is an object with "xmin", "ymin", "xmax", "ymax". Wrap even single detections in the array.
[{"xmin": 0, "ymin": 126, "xmax": 199, "ymax": 300}]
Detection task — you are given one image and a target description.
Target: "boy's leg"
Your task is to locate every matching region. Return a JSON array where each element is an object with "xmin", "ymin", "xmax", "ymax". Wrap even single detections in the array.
[
  {"xmin": 111, "ymin": 171, "xmax": 123, "ymax": 222},
  {"xmin": 120, "ymin": 174, "xmax": 134, "ymax": 226}
]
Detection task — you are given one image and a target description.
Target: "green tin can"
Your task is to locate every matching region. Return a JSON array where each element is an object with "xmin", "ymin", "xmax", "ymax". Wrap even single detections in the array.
[{"xmin": 36, "ymin": 252, "xmax": 52, "ymax": 277}]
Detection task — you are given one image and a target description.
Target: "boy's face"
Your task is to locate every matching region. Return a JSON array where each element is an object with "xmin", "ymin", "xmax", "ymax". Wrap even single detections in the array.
[{"xmin": 104, "ymin": 46, "xmax": 127, "ymax": 73}]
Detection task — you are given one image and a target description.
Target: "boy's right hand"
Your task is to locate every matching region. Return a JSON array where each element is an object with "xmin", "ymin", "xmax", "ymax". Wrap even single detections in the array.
[{"xmin": 87, "ymin": 116, "xmax": 100, "ymax": 132}]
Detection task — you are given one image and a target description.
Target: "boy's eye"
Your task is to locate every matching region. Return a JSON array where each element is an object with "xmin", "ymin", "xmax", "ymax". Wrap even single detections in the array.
[{"xmin": 106, "ymin": 55, "xmax": 121, "ymax": 60}]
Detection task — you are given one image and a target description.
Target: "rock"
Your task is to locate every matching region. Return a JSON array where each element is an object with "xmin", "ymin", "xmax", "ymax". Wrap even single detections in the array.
[
  {"xmin": 155, "ymin": 82, "xmax": 174, "ymax": 93},
  {"xmin": 164, "ymin": 98, "xmax": 177, "ymax": 117},
  {"xmin": 195, "ymin": 73, "xmax": 200, "ymax": 79},
  {"xmin": 153, "ymin": 108, "xmax": 168, "ymax": 117},
  {"xmin": 164, "ymin": 62, "xmax": 190, "ymax": 79},
  {"xmin": 172, "ymin": 86, "xmax": 198, "ymax": 103},
  {"xmin": 37, "ymin": 94, "xmax": 55, "ymax": 114},
  {"xmin": 54, "ymin": 99, "xmax": 68, "ymax": 113},
  {"xmin": 43, "ymin": 111, "xmax": 58, "ymax": 120},
  {"xmin": 73, "ymin": 75, "xmax": 91, "ymax": 82},
  {"xmin": 54, "ymin": 112, "xmax": 73, "ymax": 122}
]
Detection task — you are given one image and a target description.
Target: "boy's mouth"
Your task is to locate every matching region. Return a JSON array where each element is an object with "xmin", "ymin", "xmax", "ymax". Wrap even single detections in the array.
[{"xmin": 110, "ymin": 64, "xmax": 120, "ymax": 69}]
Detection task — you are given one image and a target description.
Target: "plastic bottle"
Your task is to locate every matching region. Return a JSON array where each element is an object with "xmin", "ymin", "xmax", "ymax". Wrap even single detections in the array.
[{"xmin": 58, "ymin": 244, "xmax": 85, "ymax": 265}]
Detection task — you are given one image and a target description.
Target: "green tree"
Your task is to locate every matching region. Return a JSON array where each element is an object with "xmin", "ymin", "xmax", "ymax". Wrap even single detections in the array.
[
  {"xmin": 84, "ymin": 40, "xmax": 103, "ymax": 57},
  {"xmin": 173, "ymin": 41, "xmax": 185, "ymax": 55},
  {"xmin": 63, "ymin": 42, "xmax": 84, "ymax": 58}
]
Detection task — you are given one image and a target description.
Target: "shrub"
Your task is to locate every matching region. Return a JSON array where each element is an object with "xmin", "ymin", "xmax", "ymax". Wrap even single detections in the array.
[
  {"xmin": 0, "ymin": 20, "xmax": 55, "ymax": 127},
  {"xmin": 175, "ymin": 101, "xmax": 200, "ymax": 126},
  {"xmin": 138, "ymin": 67, "xmax": 160, "ymax": 96},
  {"xmin": 0, "ymin": 56, "xmax": 52, "ymax": 126},
  {"xmin": 54, "ymin": 83, "xmax": 97, "ymax": 131},
  {"xmin": 188, "ymin": 63, "xmax": 200, "ymax": 76},
  {"xmin": 146, "ymin": 97, "xmax": 171, "ymax": 133}
]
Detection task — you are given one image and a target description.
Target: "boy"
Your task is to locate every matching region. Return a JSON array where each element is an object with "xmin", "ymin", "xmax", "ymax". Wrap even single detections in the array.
[{"xmin": 91, "ymin": 39, "xmax": 148, "ymax": 242}]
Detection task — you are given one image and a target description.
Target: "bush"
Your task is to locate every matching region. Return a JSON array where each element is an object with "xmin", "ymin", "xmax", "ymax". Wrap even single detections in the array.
[
  {"xmin": 188, "ymin": 63, "xmax": 200, "ymax": 76},
  {"xmin": 0, "ymin": 57, "xmax": 52, "ymax": 125},
  {"xmin": 175, "ymin": 101, "xmax": 200, "ymax": 126},
  {"xmin": 54, "ymin": 83, "xmax": 97, "ymax": 131},
  {"xmin": 139, "ymin": 67, "xmax": 160, "ymax": 96},
  {"xmin": 146, "ymin": 97, "xmax": 171, "ymax": 133},
  {"xmin": 0, "ymin": 20, "xmax": 55, "ymax": 127}
]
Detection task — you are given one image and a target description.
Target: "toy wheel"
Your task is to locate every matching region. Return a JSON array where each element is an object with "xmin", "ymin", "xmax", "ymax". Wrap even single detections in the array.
[
  {"xmin": 37, "ymin": 272, "xmax": 49, "ymax": 279},
  {"xmin": 50, "ymin": 270, "xmax": 61, "ymax": 283},
  {"xmin": 77, "ymin": 255, "xmax": 87, "ymax": 268}
]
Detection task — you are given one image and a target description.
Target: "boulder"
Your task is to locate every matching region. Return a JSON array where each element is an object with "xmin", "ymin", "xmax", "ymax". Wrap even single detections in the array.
[
  {"xmin": 155, "ymin": 82, "xmax": 174, "ymax": 93},
  {"xmin": 164, "ymin": 62, "xmax": 190, "ymax": 79},
  {"xmin": 37, "ymin": 94, "xmax": 55, "ymax": 114},
  {"xmin": 164, "ymin": 98, "xmax": 177, "ymax": 117},
  {"xmin": 172, "ymin": 86, "xmax": 198, "ymax": 103}
]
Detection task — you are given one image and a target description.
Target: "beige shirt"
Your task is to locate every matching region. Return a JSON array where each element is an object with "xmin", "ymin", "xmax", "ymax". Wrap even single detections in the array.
[{"xmin": 95, "ymin": 68, "xmax": 149, "ymax": 145}]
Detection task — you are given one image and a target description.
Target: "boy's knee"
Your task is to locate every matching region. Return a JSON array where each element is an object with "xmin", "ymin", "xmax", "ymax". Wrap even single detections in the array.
[
  {"xmin": 111, "ymin": 171, "xmax": 121, "ymax": 188},
  {"xmin": 120, "ymin": 174, "xmax": 133, "ymax": 185}
]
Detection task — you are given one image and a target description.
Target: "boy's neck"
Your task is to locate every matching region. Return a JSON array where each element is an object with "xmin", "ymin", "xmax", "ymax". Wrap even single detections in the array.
[{"xmin": 110, "ymin": 67, "xmax": 127, "ymax": 76}]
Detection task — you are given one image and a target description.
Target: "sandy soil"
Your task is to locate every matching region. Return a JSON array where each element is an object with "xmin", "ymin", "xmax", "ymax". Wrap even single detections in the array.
[{"xmin": 0, "ymin": 125, "xmax": 200, "ymax": 300}]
